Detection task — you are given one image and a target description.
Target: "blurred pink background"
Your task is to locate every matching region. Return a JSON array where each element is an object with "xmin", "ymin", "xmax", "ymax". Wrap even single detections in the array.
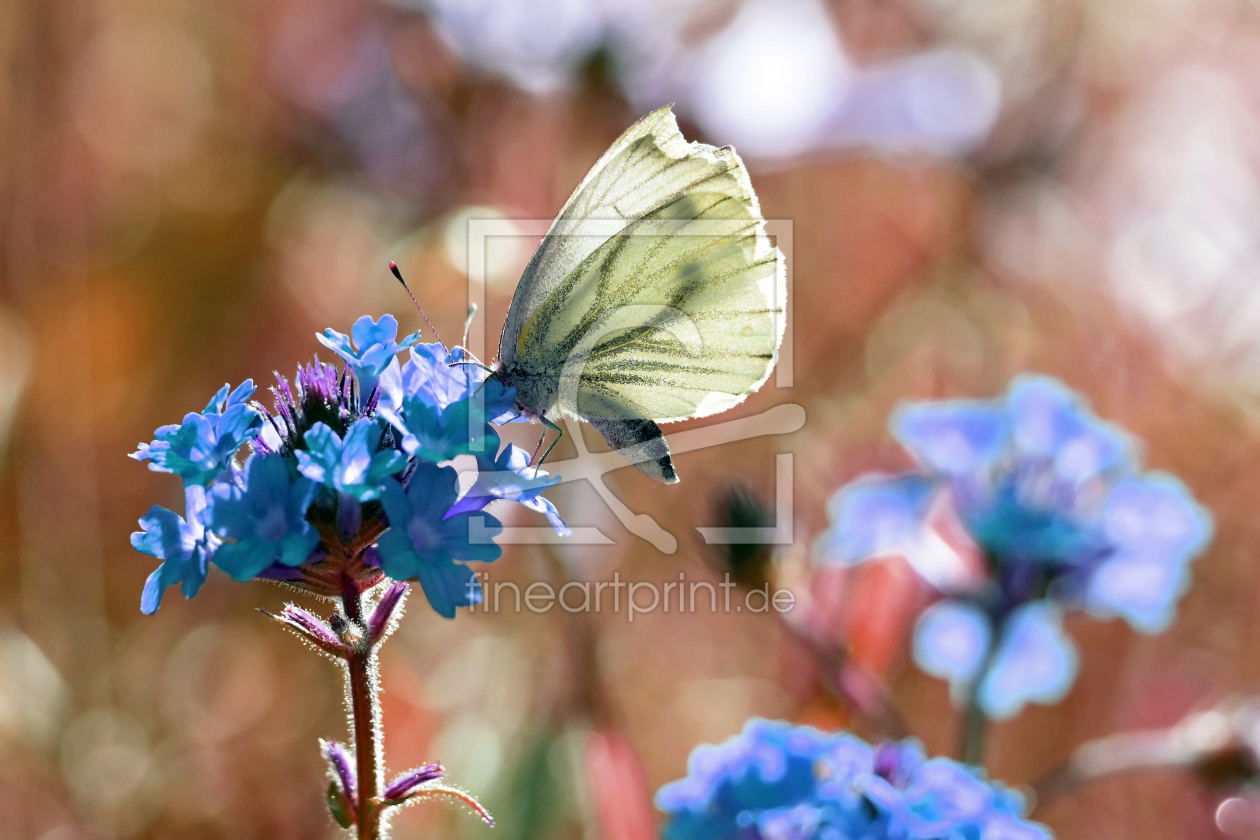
[{"xmin": 3, "ymin": 0, "xmax": 1260, "ymax": 837}]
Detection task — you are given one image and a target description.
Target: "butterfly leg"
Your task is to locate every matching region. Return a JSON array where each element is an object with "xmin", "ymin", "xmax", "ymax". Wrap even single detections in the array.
[
  {"xmin": 534, "ymin": 416, "xmax": 565, "ymax": 476},
  {"xmin": 527, "ymin": 427, "xmax": 547, "ymax": 467}
]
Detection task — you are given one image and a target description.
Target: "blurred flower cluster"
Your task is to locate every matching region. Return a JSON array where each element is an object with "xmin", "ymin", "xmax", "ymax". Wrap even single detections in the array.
[
  {"xmin": 130, "ymin": 314, "xmax": 567, "ymax": 618},
  {"xmin": 818, "ymin": 376, "xmax": 1212, "ymax": 718},
  {"xmin": 657, "ymin": 718, "xmax": 1048, "ymax": 840}
]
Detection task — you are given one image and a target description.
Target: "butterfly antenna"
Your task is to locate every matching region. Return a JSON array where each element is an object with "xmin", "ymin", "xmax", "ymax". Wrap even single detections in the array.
[
  {"xmin": 449, "ymin": 359, "xmax": 496, "ymax": 374},
  {"xmin": 463, "ymin": 303, "xmax": 477, "ymax": 348},
  {"xmin": 389, "ymin": 261, "xmax": 446, "ymax": 348}
]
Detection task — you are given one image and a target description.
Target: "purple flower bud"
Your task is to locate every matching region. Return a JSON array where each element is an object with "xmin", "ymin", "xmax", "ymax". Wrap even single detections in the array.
[
  {"xmin": 322, "ymin": 739, "xmax": 357, "ymax": 802},
  {"xmin": 384, "ymin": 763, "xmax": 445, "ymax": 801},
  {"xmin": 369, "ymin": 581, "xmax": 408, "ymax": 645},
  {"xmin": 282, "ymin": 604, "xmax": 345, "ymax": 650}
]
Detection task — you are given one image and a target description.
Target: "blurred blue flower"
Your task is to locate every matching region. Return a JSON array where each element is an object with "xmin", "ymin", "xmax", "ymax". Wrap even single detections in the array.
[
  {"xmin": 318, "ymin": 315, "xmax": 422, "ymax": 404},
  {"xmin": 913, "ymin": 600, "xmax": 1077, "ymax": 720},
  {"xmin": 447, "ymin": 444, "xmax": 570, "ymax": 535},
  {"xmin": 888, "ymin": 377, "xmax": 1140, "ymax": 567},
  {"xmin": 131, "ymin": 485, "xmax": 217, "ymax": 614},
  {"xmin": 656, "ymin": 719, "xmax": 1049, "ymax": 840},
  {"xmin": 818, "ymin": 375, "xmax": 1212, "ymax": 718},
  {"xmin": 815, "ymin": 473, "xmax": 969, "ymax": 588},
  {"xmin": 376, "ymin": 463, "xmax": 504, "ymax": 619},
  {"xmin": 131, "ymin": 381, "xmax": 263, "ymax": 486},
  {"xmin": 295, "ymin": 418, "xmax": 406, "ymax": 501},
  {"xmin": 209, "ymin": 454, "xmax": 321, "ymax": 581}
]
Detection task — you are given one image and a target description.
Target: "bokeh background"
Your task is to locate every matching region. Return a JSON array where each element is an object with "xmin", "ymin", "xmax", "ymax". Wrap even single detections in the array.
[{"xmin": 3, "ymin": 0, "xmax": 1260, "ymax": 837}]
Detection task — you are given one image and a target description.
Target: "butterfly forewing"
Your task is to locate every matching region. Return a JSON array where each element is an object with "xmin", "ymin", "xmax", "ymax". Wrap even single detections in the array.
[{"xmin": 497, "ymin": 105, "xmax": 786, "ymax": 480}]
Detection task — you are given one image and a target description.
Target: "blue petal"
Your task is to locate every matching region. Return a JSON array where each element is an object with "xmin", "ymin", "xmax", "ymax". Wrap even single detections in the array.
[
  {"xmin": 1007, "ymin": 376, "xmax": 1131, "ymax": 483},
  {"xmin": 378, "ymin": 478, "xmax": 413, "ymax": 539},
  {"xmin": 1083, "ymin": 475, "xmax": 1211, "ymax": 632},
  {"xmin": 1084, "ymin": 553, "xmax": 1188, "ymax": 634},
  {"xmin": 207, "ymin": 454, "xmax": 319, "ymax": 578},
  {"xmin": 447, "ymin": 444, "xmax": 560, "ymax": 514},
  {"xmin": 913, "ymin": 600, "xmax": 992, "ymax": 692},
  {"xmin": 286, "ymin": 474, "xmax": 321, "ymax": 530},
  {"xmin": 376, "ymin": 357, "xmax": 405, "ymax": 411},
  {"xmin": 140, "ymin": 542, "xmax": 211, "ymax": 614},
  {"xmin": 376, "ymin": 528, "xmax": 421, "ymax": 580},
  {"xmin": 404, "ymin": 461, "xmax": 460, "ymax": 514},
  {"xmin": 356, "ymin": 342, "xmax": 400, "ymax": 384},
  {"xmin": 131, "ymin": 505, "xmax": 191, "ymax": 560},
  {"xmin": 140, "ymin": 567, "xmax": 168, "ymax": 614},
  {"xmin": 400, "ymin": 345, "xmax": 515, "ymax": 419},
  {"xmin": 132, "ymin": 388, "xmax": 261, "ymax": 486},
  {"xmin": 180, "ymin": 546, "xmax": 210, "ymax": 600},
  {"xmin": 978, "ymin": 602, "xmax": 1078, "ymax": 719},
  {"xmin": 892, "ymin": 400, "xmax": 1008, "ymax": 479},
  {"xmin": 519, "ymin": 495, "xmax": 571, "ymax": 537},
  {"xmin": 224, "ymin": 380, "xmax": 256, "ymax": 409},
  {"xmin": 337, "ymin": 419, "xmax": 376, "ymax": 481},
  {"xmin": 380, "ymin": 396, "xmax": 497, "ymax": 463},
  {"xmin": 439, "ymin": 512, "xmax": 503, "ymax": 563},
  {"xmin": 295, "ymin": 421, "xmax": 339, "ymax": 483},
  {"xmin": 817, "ymin": 474, "xmax": 936, "ymax": 564},
  {"xmin": 302, "ymin": 421, "xmax": 341, "ymax": 458},
  {"xmin": 1102, "ymin": 474, "xmax": 1212, "ymax": 560},
  {"xmin": 296, "ymin": 419, "xmax": 401, "ymax": 500},
  {"xmin": 351, "ymin": 314, "xmax": 399, "ymax": 352},
  {"xmin": 277, "ymin": 529, "xmax": 320, "ymax": 567},
  {"xmin": 133, "ymin": 486, "xmax": 213, "ymax": 613},
  {"xmin": 202, "ymin": 383, "xmax": 231, "ymax": 414},
  {"xmin": 217, "ymin": 403, "xmax": 264, "ymax": 446},
  {"xmin": 245, "ymin": 452, "xmax": 290, "ymax": 510},
  {"xmin": 401, "ymin": 344, "xmax": 464, "ymax": 408},
  {"xmin": 214, "ymin": 539, "xmax": 277, "ymax": 581},
  {"xmin": 754, "ymin": 806, "xmax": 824, "ymax": 840},
  {"xmin": 481, "ymin": 379, "xmax": 520, "ymax": 425},
  {"xmin": 897, "ymin": 759, "xmax": 994, "ymax": 832},
  {"xmin": 316, "ymin": 327, "xmax": 355, "ymax": 361},
  {"xmin": 416, "ymin": 557, "xmax": 481, "ymax": 619}
]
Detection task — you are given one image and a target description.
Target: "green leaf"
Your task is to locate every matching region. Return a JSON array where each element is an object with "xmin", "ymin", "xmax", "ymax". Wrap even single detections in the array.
[{"xmin": 328, "ymin": 781, "xmax": 355, "ymax": 829}]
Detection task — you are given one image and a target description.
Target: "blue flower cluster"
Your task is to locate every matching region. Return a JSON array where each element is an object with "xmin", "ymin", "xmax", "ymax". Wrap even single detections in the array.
[
  {"xmin": 131, "ymin": 315, "xmax": 568, "ymax": 617},
  {"xmin": 817, "ymin": 376, "xmax": 1212, "ymax": 718},
  {"xmin": 657, "ymin": 718, "xmax": 1049, "ymax": 840}
]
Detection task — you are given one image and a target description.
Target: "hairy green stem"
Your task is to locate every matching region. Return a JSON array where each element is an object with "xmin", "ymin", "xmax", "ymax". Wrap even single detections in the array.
[{"xmin": 343, "ymin": 581, "xmax": 382, "ymax": 840}]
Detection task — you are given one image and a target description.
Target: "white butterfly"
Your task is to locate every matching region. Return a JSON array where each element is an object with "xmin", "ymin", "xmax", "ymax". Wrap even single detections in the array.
[{"xmin": 495, "ymin": 106, "xmax": 786, "ymax": 483}]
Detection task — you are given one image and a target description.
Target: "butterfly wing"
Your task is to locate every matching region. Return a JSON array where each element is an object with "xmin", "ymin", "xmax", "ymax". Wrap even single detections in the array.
[{"xmin": 499, "ymin": 106, "xmax": 785, "ymax": 481}]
